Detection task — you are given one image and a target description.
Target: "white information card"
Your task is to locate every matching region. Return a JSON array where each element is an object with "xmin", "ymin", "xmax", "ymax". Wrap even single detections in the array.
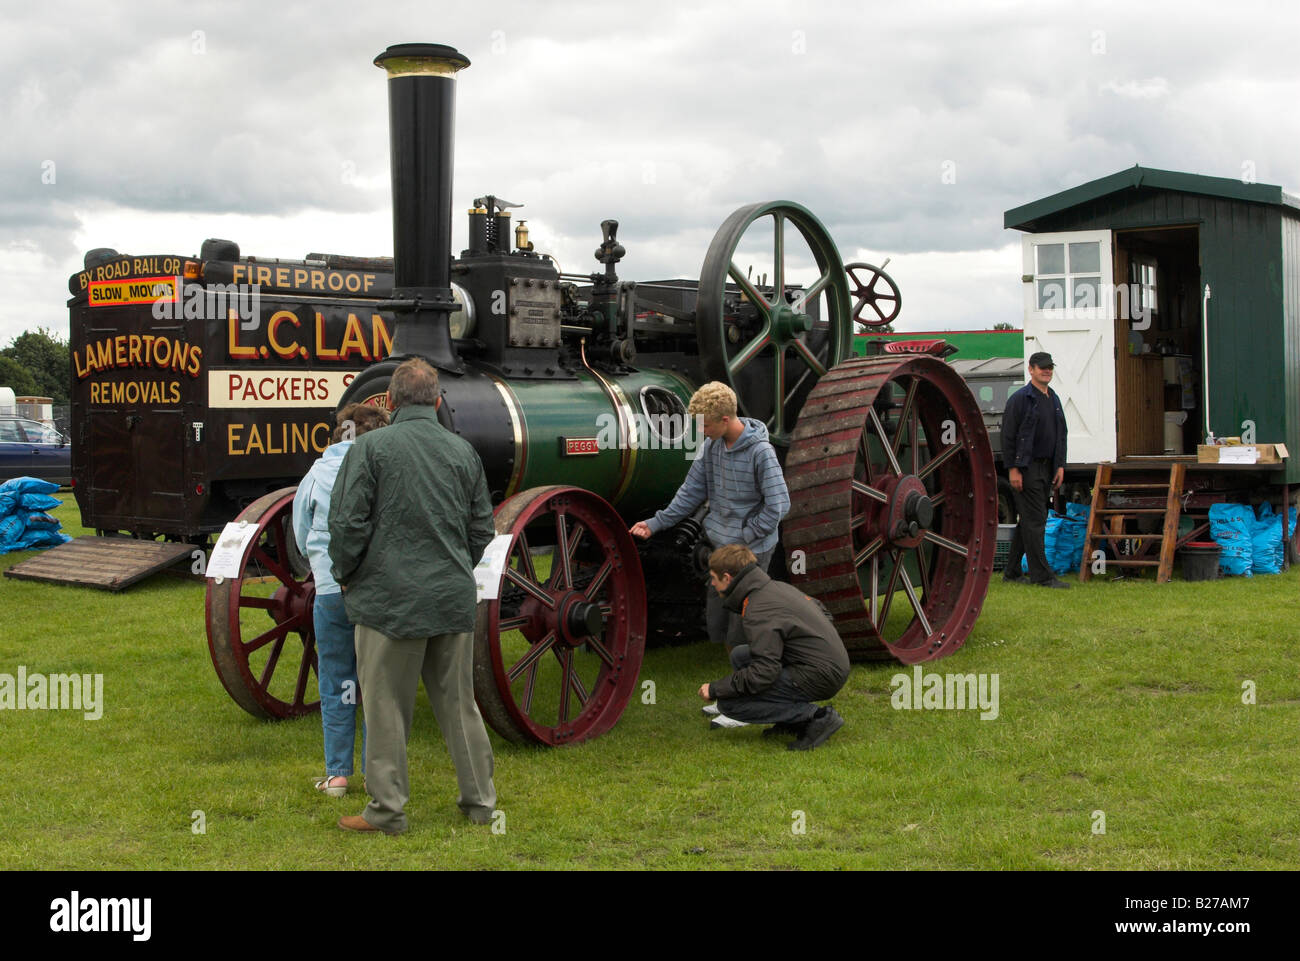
[
  {"xmin": 474, "ymin": 534, "xmax": 515, "ymax": 601},
  {"xmin": 206, "ymin": 520, "xmax": 261, "ymax": 580}
]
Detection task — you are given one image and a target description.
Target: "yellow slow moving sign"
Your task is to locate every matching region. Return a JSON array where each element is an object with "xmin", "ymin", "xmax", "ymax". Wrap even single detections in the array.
[{"xmin": 88, "ymin": 275, "xmax": 179, "ymax": 308}]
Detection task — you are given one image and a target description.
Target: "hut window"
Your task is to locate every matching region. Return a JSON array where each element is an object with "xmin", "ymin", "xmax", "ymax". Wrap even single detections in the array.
[
  {"xmin": 1129, "ymin": 257, "xmax": 1158, "ymax": 321},
  {"xmin": 1034, "ymin": 240, "xmax": 1103, "ymax": 310}
]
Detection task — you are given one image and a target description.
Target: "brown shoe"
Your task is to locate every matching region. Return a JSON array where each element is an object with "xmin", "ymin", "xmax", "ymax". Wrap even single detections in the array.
[{"xmin": 337, "ymin": 814, "xmax": 400, "ymax": 835}]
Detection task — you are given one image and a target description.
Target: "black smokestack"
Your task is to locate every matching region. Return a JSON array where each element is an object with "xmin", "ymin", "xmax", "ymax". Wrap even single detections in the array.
[{"xmin": 373, "ymin": 42, "xmax": 470, "ymax": 372}]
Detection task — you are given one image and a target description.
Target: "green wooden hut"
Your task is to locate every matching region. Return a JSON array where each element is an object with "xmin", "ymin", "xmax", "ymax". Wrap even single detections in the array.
[{"xmin": 1004, "ymin": 165, "xmax": 1300, "ymax": 484}]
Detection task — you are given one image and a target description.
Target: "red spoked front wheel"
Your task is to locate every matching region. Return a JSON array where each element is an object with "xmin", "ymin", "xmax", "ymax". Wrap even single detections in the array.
[
  {"xmin": 473, "ymin": 486, "xmax": 647, "ymax": 746},
  {"xmin": 205, "ymin": 487, "xmax": 319, "ymax": 719}
]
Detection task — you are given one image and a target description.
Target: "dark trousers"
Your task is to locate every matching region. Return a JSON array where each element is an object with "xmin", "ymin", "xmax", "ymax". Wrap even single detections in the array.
[
  {"xmin": 1007, "ymin": 458, "xmax": 1054, "ymax": 583},
  {"xmin": 715, "ymin": 645, "xmax": 821, "ymax": 726},
  {"xmin": 706, "ymin": 547, "xmax": 774, "ymax": 648}
]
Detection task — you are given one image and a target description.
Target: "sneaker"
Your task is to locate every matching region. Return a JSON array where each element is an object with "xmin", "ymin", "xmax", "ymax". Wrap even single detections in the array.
[
  {"xmin": 788, "ymin": 707, "xmax": 844, "ymax": 751},
  {"xmin": 709, "ymin": 713, "xmax": 750, "ymax": 730},
  {"xmin": 1036, "ymin": 578, "xmax": 1071, "ymax": 589},
  {"xmin": 700, "ymin": 702, "xmax": 721, "ymax": 717},
  {"xmin": 762, "ymin": 719, "xmax": 809, "ymax": 738}
]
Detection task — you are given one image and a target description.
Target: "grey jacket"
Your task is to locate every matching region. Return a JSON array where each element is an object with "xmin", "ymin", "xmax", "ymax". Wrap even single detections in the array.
[{"xmin": 710, "ymin": 564, "xmax": 851, "ymax": 701}]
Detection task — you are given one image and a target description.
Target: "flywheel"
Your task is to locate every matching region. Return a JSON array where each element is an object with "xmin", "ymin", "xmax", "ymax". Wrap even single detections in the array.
[
  {"xmin": 695, "ymin": 201, "xmax": 853, "ymax": 447},
  {"xmin": 784, "ymin": 354, "xmax": 997, "ymax": 663}
]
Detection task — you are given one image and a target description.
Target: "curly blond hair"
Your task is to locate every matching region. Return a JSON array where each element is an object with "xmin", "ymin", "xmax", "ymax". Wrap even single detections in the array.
[
  {"xmin": 709, "ymin": 544, "xmax": 756, "ymax": 577},
  {"xmin": 687, "ymin": 381, "xmax": 738, "ymax": 421}
]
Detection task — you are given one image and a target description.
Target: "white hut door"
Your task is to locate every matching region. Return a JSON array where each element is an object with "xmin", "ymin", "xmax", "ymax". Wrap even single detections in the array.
[{"xmin": 1021, "ymin": 230, "xmax": 1116, "ymax": 463}]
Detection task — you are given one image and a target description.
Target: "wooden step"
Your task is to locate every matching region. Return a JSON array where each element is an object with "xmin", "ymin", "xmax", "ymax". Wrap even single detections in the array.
[
  {"xmin": 1098, "ymin": 483, "xmax": 1172, "ymax": 490},
  {"xmin": 1080, "ymin": 461, "xmax": 1185, "ymax": 584}
]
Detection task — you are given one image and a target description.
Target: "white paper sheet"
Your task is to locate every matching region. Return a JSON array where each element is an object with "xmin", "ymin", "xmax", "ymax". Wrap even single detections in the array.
[
  {"xmin": 1218, "ymin": 445, "xmax": 1258, "ymax": 464},
  {"xmin": 206, "ymin": 520, "xmax": 261, "ymax": 579},
  {"xmin": 474, "ymin": 533, "xmax": 515, "ymax": 601}
]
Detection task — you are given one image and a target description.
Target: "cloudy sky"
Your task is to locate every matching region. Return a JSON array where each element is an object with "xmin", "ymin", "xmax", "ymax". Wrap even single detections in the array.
[{"xmin": 2, "ymin": 0, "xmax": 1297, "ymax": 348}]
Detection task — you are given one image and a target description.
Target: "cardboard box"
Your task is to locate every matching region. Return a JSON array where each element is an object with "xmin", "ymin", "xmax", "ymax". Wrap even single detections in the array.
[{"xmin": 1197, "ymin": 443, "xmax": 1289, "ymax": 465}]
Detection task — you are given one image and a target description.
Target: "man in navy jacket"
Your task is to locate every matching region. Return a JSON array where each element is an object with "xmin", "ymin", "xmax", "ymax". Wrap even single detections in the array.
[{"xmin": 1002, "ymin": 351, "xmax": 1069, "ymax": 588}]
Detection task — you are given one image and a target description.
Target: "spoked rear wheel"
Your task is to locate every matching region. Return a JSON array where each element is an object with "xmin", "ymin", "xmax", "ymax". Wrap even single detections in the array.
[{"xmin": 785, "ymin": 356, "xmax": 997, "ymax": 663}]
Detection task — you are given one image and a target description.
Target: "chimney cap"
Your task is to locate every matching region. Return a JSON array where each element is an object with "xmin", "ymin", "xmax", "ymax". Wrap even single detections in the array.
[{"xmin": 374, "ymin": 43, "xmax": 470, "ymax": 76}]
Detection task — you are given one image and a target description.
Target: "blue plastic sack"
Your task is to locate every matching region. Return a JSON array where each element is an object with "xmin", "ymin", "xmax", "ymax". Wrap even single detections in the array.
[
  {"xmin": 17, "ymin": 527, "xmax": 70, "ymax": 550},
  {"xmin": 1251, "ymin": 504, "xmax": 1285, "ymax": 574},
  {"xmin": 0, "ymin": 513, "xmax": 24, "ymax": 551},
  {"xmin": 1023, "ymin": 512, "xmax": 1065, "ymax": 573},
  {"xmin": 1208, "ymin": 503, "xmax": 1253, "ymax": 576},
  {"xmin": 1256, "ymin": 502, "xmax": 1297, "ymax": 538},
  {"xmin": 0, "ymin": 476, "xmax": 60, "ymax": 516},
  {"xmin": 1061, "ymin": 502, "xmax": 1091, "ymax": 571},
  {"xmin": 18, "ymin": 492, "xmax": 61, "ymax": 512},
  {"xmin": 0, "ymin": 476, "xmax": 58, "ymax": 497},
  {"xmin": 1023, "ymin": 513, "xmax": 1063, "ymax": 573},
  {"xmin": 1021, "ymin": 503, "xmax": 1090, "ymax": 575},
  {"xmin": 0, "ymin": 480, "xmax": 69, "ymax": 554}
]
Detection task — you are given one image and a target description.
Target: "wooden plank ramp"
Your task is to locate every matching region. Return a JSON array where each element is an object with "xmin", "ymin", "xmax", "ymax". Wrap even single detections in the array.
[{"xmin": 3, "ymin": 536, "xmax": 194, "ymax": 591}]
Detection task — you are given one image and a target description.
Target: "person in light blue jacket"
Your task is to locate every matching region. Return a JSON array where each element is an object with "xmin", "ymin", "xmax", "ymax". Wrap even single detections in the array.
[
  {"xmin": 630, "ymin": 381, "xmax": 790, "ymax": 655},
  {"xmin": 293, "ymin": 403, "xmax": 389, "ymax": 797}
]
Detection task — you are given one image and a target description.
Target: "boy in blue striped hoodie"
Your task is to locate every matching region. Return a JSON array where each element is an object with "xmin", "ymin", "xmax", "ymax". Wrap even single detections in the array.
[{"xmin": 631, "ymin": 381, "xmax": 790, "ymax": 658}]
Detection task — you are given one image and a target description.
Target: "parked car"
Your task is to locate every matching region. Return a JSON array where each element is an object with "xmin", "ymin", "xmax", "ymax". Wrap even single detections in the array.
[
  {"xmin": 949, "ymin": 357, "xmax": 1025, "ymax": 524},
  {"xmin": 0, "ymin": 416, "xmax": 72, "ymax": 486}
]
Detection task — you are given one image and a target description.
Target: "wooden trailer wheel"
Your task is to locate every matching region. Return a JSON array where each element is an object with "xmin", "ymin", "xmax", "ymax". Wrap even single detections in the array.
[
  {"xmin": 785, "ymin": 355, "xmax": 998, "ymax": 663},
  {"xmin": 473, "ymin": 486, "xmax": 647, "ymax": 746},
  {"xmin": 206, "ymin": 487, "xmax": 320, "ymax": 719}
]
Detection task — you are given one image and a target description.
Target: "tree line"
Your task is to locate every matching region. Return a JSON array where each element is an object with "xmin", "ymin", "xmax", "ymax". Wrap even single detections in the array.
[{"xmin": 0, "ymin": 328, "xmax": 70, "ymax": 406}]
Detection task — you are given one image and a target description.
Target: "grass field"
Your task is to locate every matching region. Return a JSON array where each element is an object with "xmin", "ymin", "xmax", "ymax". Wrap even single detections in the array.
[{"xmin": 1, "ymin": 498, "xmax": 1298, "ymax": 870}]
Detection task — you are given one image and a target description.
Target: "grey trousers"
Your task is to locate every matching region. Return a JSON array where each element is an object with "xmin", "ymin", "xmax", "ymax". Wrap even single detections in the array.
[
  {"xmin": 706, "ymin": 547, "xmax": 775, "ymax": 648},
  {"xmin": 714, "ymin": 644, "xmax": 820, "ymax": 726},
  {"xmin": 354, "ymin": 625, "xmax": 496, "ymax": 834}
]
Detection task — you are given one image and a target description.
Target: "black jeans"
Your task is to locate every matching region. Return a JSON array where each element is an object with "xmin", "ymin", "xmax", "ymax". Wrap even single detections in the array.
[
  {"xmin": 706, "ymin": 547, "xmax": 774, "ymax": 648},
  {"xmin": 715, "ymin": 644, "xmax": 820, "ymax": 726},
  {"xmin": 1007, "ymin": 458, "xmax": 1054, "ymax": 583}
]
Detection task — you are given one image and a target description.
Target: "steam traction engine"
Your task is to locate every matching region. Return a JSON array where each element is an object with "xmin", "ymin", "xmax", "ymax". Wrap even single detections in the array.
[{"xmin": 205, "ymin": 43, "xmax": 997, "ymax": 745}]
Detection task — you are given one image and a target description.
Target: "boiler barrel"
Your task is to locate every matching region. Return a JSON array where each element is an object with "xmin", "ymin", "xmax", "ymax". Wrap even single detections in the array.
[{"xmin": 443, "ymin": 369, "xmax": 698, "ymax": 521}]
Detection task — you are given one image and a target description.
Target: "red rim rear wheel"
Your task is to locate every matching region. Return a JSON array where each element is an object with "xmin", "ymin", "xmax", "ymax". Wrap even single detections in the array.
[{"xmin": 785, "ymin": 356, "xmax": 996, "ymax": 663}]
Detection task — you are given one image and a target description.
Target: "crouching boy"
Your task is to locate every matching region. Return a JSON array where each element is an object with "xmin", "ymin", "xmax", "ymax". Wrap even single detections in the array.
[{"xmin": 697, "ymin": 544, "xmax": 851, "ymax": 750}]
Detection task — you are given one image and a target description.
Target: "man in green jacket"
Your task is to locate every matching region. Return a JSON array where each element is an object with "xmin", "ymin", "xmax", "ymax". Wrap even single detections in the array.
[
  {"xmin": 697, "ymin": 544, "xmax": 850, "ymax": 750},
  {"xmin": 327, "ymin": 357, "xmax": 497, "ymax": 834}
]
